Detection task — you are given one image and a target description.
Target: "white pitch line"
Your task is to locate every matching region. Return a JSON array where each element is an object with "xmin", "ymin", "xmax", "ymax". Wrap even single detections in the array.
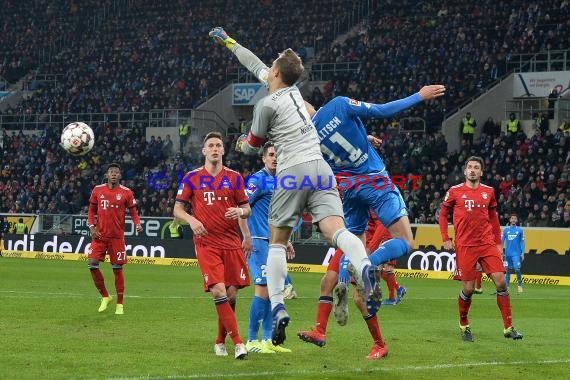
[{"xmin": 107, "ymin": 358, "xmax": 570, "ymax": 380}]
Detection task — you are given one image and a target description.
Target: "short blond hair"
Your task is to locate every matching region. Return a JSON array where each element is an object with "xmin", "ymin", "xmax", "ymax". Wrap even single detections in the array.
[{"xmin": 275, "ymin": 49, "xmax": 303, "ymax": 86}]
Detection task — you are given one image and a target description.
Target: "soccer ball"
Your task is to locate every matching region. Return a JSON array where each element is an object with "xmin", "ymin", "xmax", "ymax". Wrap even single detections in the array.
[{"xmin": 60, "ymin": 122, "xmax": 95, "ymax": 156}]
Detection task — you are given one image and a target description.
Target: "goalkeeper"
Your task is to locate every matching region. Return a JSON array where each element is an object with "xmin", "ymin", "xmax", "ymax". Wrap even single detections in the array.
[{"xmin": 209, "ymin": 26, "xmax": 383, "ymax": 346}]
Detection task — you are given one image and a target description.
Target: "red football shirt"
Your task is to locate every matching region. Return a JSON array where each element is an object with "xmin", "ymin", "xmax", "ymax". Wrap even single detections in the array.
[
  {"xmin": 176, "ymin": 166, "xmax": 249, "ymax": 248},
  {"xmin": 439, "ymin": 183, "xmax": 501, "ymax": 247},
  {"xmin": 88, "ymin": 184, "xmax": 141, "ymax": 239}
]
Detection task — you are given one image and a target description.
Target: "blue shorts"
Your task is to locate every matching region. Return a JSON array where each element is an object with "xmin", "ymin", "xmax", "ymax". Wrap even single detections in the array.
[
  {"xmin": 247, "ymin": 239, "xmax": 268, "ymax": 285},
  {"xmin": 506, "ymin": 256, "xmax": 522, "ymax": 270},
  {"xmin": 341, "ymin": 173, "xmax": 408, "ymax": 235}
]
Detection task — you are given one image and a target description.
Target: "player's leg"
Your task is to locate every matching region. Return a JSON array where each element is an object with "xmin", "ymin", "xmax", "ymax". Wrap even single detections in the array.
[
  {"xmin": 225, "ymin": 284, "xmax": 249, "ymax": 358},
  {"xmin": 266, "ymin": 170, "xmax": 315, "ymax": 345},
  {"xmin": 512, "ymin": 256, "xmax": 523, "ymax": 293},
  {"xmin": 283, "ymin": 274, "xmax": 297, "ymax": 299},
  {"xmin": 210, "ymin": 281, "xmax": 247, "ymax": 358},
  {"xmin": 381, "ymin": 262, "xmax": 400, "ymax": 305},
  {"xmin": 474, "ymin": 263, "xmax": 483, "ymax": 294},
  {"xmin": 297, "ymin": 270, "xmax": 336, "ymax": 347},
  {"xmin": 351, "ymin": 285, "xmax": 388, "ymax": 359},
  {"xmin": 505, "ymin": 257, "xmax": 513, "ymax": 289},
  {"xmin": 245, "ymin": 240, "xmax": 274, "ymax": 353},
  {"xmin": 298, "ymin": 248, "xmax": 340, "ymax": 347},
  {"xmin": 199, "ymin": 247, "xmax": 246, "ymax": 357},
  {"xmin": 483, "ymin": 248, "xmax": 523, "ymax": 340},
  {"xmin": 334, "ymin": 253, "xmax": 351, "ymax": 325},
  {"xmin": 312, "ymin": 161, "xmax": 376, "ymax": 289},
  {"xmin": 109, "ymin": 238, "xmax": 127, "ymax": 315},
  {"xmin": 266, "ymin": 181, "xmax": 298, "ymax": 312},
  {"xmin": 455, "ymin": 246, "xmax": 476, "ymax": 342},
  {"xmin": 313, "ymin": 183, "xmax": 380, "ymax": 314},
  {"xmin": 88, "ymin": 240, "xmax": 111, "ymax": 312},
  {"xmin": 368, "ymin": 189, "xmax": 413, "ymax": 265}
]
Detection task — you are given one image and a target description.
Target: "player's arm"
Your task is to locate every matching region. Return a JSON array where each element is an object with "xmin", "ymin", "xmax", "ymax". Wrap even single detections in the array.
[
  {"xmin": 438, "ymin": 191, "xmax": 454, "ymax": 250},
  {"xmin": 238, "ymin": 217, "xmax": 253, "ymax": 256},
  {"xmin": 488, "ymin": 191, "xmax": 502, "ymax": 247},
  {"xmin": 225, "ymin": 202, "xmax": 251, "ymax": 219},
  {"xmin": 209, "ymin": 27, "xmax": 269, "ymax": 87},
  {"xmin": 174, "ymin": 201, "xmax": 207, "ymax": 238},
  {"xmin": 87, "ymin": 189, "xmax": 101, "ymax": 239},
  {"xmin": 127, "ymin": 191, "xmax": 143, "ymax": 234},
  {"xmin": 346, "ymin": 85, "xmax": 445, "ymax": 120},
  {"xmin": 225, "ymin": 174, "xmax": 253, "ymax": 219},
  {"xmin": 520, "ymin": 228, "xmax": 526, "ymax": 260},
  {"xmin": 236, "ymin": 103, "xmax": 271, "ymax": 154}
]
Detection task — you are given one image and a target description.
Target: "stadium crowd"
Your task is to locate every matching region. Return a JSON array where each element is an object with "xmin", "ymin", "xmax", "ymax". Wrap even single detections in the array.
[
  {"xmin": 312, "ymin": 0, "xmax": 569, "ymax": 129},
  {"xmin": 1, "ymin": 0, "xmax": 360, "ymax": 117},
  {"xmin": 0, "ymin": 0, "xmax": 569, "ymax": 228}
]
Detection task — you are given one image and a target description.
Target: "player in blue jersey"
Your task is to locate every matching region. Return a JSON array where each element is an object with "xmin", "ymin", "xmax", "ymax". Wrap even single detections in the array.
[
  {"xmin": 304, "ymin": 85, "xmax": 445, "ymax": 269},
  {"xmin": 501, "ymin": 214, "xmax": 526, "ymax": 293},
  {"xmin": 245, "ymin": 141, "xmax": 293, "ymax": 354}
]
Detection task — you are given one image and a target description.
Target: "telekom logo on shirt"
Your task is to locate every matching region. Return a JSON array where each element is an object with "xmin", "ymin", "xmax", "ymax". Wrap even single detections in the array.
[
  {"xmin": 100, "ymin": 199, "xmax": 110, "ymax": 210},
  {"xmin": 204, "ymin": 192, "xmax": 215, "ymax": 205},
  {"xmin": 203, "ymin": 191, "xmax": 229, "ymax": 205},
  {"xmin": 464, "ymin": 199, "xmax": 475, "ymax": 211}
]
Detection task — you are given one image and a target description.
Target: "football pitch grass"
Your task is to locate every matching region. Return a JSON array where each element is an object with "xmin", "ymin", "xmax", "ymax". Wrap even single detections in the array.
[{"xmin": 1, "ymin": 258, "xmax": 569, "ymax": 379}]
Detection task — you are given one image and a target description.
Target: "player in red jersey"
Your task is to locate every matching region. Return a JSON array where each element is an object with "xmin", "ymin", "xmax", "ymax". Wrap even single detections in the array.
[
  {"xmin": 174, "ymin": 131, "xmax": 252, "ymax": 360},
  {"xmin": 439, "ymin": 156, "xmax": 523, "ymax": 342},
  {"xmin": 366, "ymin": 212, "xmax": 406, "ymax": 306},
  {"xmin": 87, "ymin": 163, "xmax": 142, "ymax": 315},
  {"xmin": 297, "ymin": 210, "xmax": 388, "ymax": 360}
]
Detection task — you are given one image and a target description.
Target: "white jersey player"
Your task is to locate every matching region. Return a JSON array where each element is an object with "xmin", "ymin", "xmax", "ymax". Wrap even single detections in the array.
[{"xmin": 209, "ymin": 27, "xmax": 382, "ymax": 347}]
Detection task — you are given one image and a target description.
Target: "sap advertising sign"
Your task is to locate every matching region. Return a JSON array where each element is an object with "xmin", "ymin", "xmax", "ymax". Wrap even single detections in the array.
[{"xmin": 232, "ymin": 83, "xmax": 268, "ymax": 105}]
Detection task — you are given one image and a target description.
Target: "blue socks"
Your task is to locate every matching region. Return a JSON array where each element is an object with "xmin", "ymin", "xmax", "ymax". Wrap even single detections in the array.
[
  {"xmin": 515, "ymin": 270, "xmax": 522, "ymax": 287},
  {"xmin": 369, "ymin": 238, "xmax": 409, "ymax": 266},
  {"xmin": 261, "ymin": 298, "xmax": 272, "ymax": 341},
  {"xmin": 248, "ymin": 296, "xmax": 270, "ymax": 341}
]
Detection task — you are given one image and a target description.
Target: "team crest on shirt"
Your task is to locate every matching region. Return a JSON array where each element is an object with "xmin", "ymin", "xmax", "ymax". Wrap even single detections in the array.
[
  {"xmin": 481, "ymin": 192, "xmax": 488, "ymax": 199},
  {"xmin": 116, "ymin": 194, "xmax": 122, "ymax": 200},
  {"xmin": 349, "ymin": 99, "xmax": 361, "ymax": 106},
  {"xmin": 220, "ymin": 177, "xmax": 231, "ymax": 188},
  {"xmin": 246, "ymin": 182, "xmax": 257, "ymax": 196}
]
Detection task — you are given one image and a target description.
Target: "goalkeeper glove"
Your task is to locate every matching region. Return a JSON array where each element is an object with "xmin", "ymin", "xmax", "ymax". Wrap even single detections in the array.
[
  {"xmin": 209, "ymin": 27, "xmax": 236, "ymax": 49},
  {"xmin": 338, "ymin": 254, "xmax": 351, "ymax": 284},
  {"xmin": 235, "ymin": 134, "xmax": 248, "ymax": 152}
]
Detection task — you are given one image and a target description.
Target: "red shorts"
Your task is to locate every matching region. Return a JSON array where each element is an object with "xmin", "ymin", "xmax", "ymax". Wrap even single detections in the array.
[
  {"xmin": 196, "ymin": 245, "xmax": 250, "ymax": 292},
  {"xmin": 383, "ymin": 259, "xmax": 397, "ymax": 267},
  {"xmin": 327, "ymin": 248, "xmax": 342, "ymax": 273},
  {"xmin": 89, "ymin": 238, "xmax": 127, "ymax": 265},
  {"xmin": 454, "ymin": 244, "xmax": 504, "ymax": 281}
]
